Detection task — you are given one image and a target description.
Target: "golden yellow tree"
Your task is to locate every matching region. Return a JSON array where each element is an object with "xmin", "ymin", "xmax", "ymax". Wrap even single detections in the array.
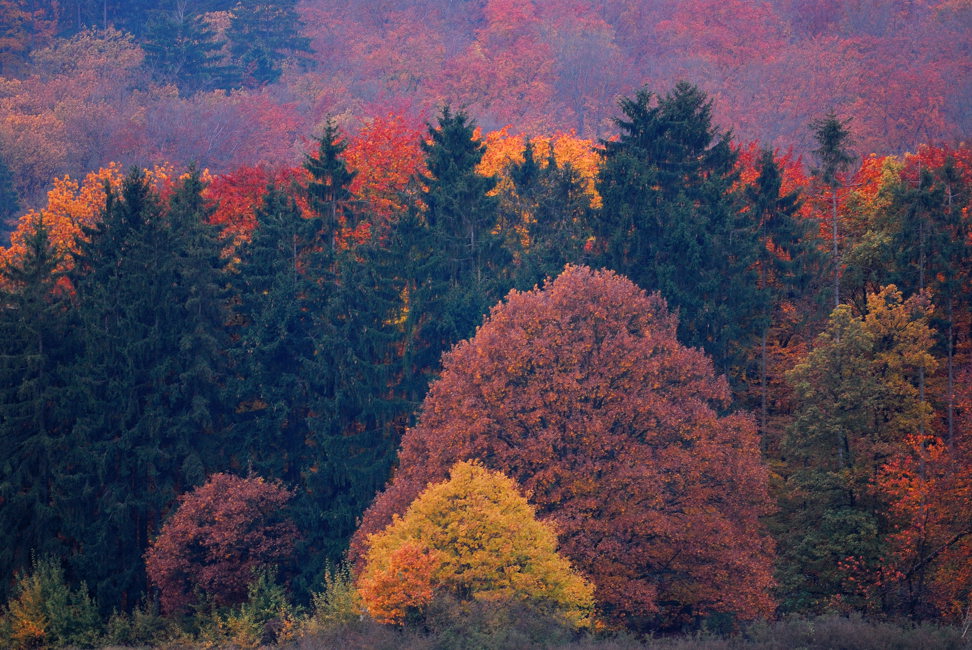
[{"xmin": 358, "ymin": 461, "xmax": 595, "ymax": 627}]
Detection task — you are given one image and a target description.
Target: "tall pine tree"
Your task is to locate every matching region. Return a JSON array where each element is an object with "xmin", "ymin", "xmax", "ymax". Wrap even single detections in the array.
[
  {"xmin": 810, "ymin": 111, "xmax": 855, "ymax": 309},
  {"xmin": 595, "ymin": 82, "xmax": 763, "ymax": 380},
  {"xmin": 420, "ymin": 106, "xmax": 504, "ymax": 345},
  {"xmin": 503, "ymin": 140, "xmax": 593, "ymax": 291},
  {"xmin": 227, "ymin": 0, "xmax": 310, "ymax": 86},
  {"xmin": 0, "ymin": 217, "xmax": 74, "ymax": 602},
  {"xmin": 67, "ymin": 168, "xmax": 230, "ymax": 611},
  {"xmin": 142, "ymin": 6, "xmax": 232, "ymax": 92},
  {"xmin": 744, "ymin": 149, "xmax": 822, "ymax": 437},
  {"xmin": 230, "ymin": 184, "xmax": 320, "ymax": 485}
]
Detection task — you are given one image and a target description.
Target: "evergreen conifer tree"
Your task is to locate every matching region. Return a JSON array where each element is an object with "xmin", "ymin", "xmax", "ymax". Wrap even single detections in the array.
[
  {"xmin": 304, "ymin": 119, "xmax": 356, "ymax": 244},
  {"xmin": 142, "ymin": 7, "xmax": 232, "ymax": 92},
  {"xmin": 230, "ymin": 184, "xmax": 321, "ymax": 484},
  {"xmin": 0, "ymin": 217, "xmax": 74, "ymax": 602},
  {"xmin": 67, "ymin": 168, "xmax": 230, "ymax": 611},
  {"xmin": 298, "ymin": 235, "xmax": 399, "ymax": 592},
  {"xmin": 745, "ymin": 149, "xmax": 822, "ymax": 434},
  {"xmin": 227, "ymin": 0, "xmax": 311, "ymax": 86},
  {"xmin": 0, "ymin": 154, "xmax": 20, "ymax": 240},
  {"xmin": 810, "ymin": 111, "xmax": 855, "ymax": 308},
  {"xmin": 420, "ymin": 106, "xmax": 504, "ymax": 344},
  {"xmin": 504, "ymin": 140, "xmax": 593, "ymax": 290},
  {"xmin": 595, "ymin": 82, "xmax": 763, "ymax": 379}
]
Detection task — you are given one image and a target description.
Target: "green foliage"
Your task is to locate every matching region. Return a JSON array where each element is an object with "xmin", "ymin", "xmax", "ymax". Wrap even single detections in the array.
[
  {"xmin": 0, "ymin": 216, "xmax": 74, "ymax": 603},
  {"xmin": 304, "ymin": 120, "xmax": 357, "ymax": 240},
  {"xmin": 230, "ymin": 183, "xmax": 321, "ymax": 485},
  {"xmin": 503, "ymin": 140, "xmax": 594, "ymax": 290},
  {"xmin": 67, "ymin": 168, "xmax": 231, "ymax": 611},
  {"xmin": 810, "ymin": 112, "xmax": 856, "ymax": 188},
  {"xmin": 594, "ymin": 82, "xmax": 763, "ymax": 380},
  {"xmin": 810, "ymin": 110, "xmax": 855, "ymax": 308},
  {"xmin": 102, "ymin": 598, "xmax": 177, "ymax": 648},
  {"xmin": 775, "ymin": 286, "xmax": 937, "ymax": 613},
  {"xmin": 142, "ymin": 8, "xmax": 233, "ymax": 92},
  {"xmin": 419, "ymin": 106, "xmax": 506, "ymax": 343},
  {"xmin": 212, "ymin": 569, "xmax": 299, "ymax": 649},
  {"xmin": 304, "ymin": 563, "xmax": 363, "ymax": 633},
  {"xmin": 0, "ymin": 154, "xmax": 20, "ymax": 235},
  {"xmin": 227, "ymin": 0, "xmax": 311, "ymax": 86},
  {"xmin": 1, "ymin": 555, "xmax": 101, "ymax": 649}
]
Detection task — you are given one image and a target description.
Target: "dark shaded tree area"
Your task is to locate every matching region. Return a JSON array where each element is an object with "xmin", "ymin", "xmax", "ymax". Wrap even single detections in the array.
[{"xmin": 0, "ymin": 82, "xmax": 970, "ymax": 642}]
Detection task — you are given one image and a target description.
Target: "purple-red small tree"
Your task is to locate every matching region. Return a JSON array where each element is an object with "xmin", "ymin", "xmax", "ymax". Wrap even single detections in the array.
[{"xmin": 145, "ymin": 473, "xmax": 298, "ymax": 614}]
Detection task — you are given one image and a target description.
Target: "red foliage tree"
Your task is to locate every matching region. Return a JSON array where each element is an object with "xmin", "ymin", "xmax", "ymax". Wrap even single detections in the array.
[
  {"xmin": 144, "ymin": 473, "xmax": 298, "ymax": 614},
  {"xmin": 203, "ymin": 164, "xmax": 306, "ymax": 246},
  {"xmin": 352, "ymin": 266, "xmax": 775, "ymax": 628},
  {"xmin": 344, "ymin": 112, "xmax": 426, "ymax": 225},
  {"xmin": 877, "ymin": 365, "xmax": 972, "ymax": 621}
]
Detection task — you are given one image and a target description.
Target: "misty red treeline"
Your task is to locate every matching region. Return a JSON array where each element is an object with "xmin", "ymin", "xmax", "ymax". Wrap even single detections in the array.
[
  {"xmin": 1, "ymin": 0, "xmax": 968, "ymax": 208},
  {"xmin": 302, "ymin": 0, "xmax": 969, "ymax": 153}
]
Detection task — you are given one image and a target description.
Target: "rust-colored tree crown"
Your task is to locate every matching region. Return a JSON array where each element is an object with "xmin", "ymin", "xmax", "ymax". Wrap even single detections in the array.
[{"xmin": 352, "ymin": 265, "xmax": 775, "ymax": 627}]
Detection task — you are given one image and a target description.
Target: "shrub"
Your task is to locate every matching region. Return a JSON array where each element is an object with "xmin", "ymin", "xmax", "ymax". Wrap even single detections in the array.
[
  {"xmin": 303, "ymin": 562, "xmax": 363, "ymax": 634},
  {"xmin": 1, "ymin": 555, "xmax": 101, "ymax": 648}
]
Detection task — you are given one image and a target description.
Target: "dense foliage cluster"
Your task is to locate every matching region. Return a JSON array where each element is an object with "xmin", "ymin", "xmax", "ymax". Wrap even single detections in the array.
[
  {"xmin": 358, "ymin": 461, "xmax": 595, "ymax": 627},
  {"xmin": 144, "ymin": 474, "xmax": 298, "ymax": 615},
  {"xmin": 0, "ymin": 0, "xmax": 969, "ymax": 216},
  {"xmin": 0, "ymin": 57, "xmax": 970, "ymax": 646},
  {"xmin": 354, "ymin": 266, "xmax": 775, "ymax": 628}
]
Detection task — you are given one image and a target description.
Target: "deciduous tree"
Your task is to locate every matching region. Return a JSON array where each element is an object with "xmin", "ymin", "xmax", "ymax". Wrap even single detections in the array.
[
  {"xmin": 145, "ymin": 473, "xmax": 298, "ymax": 614},
  {"xmin": 354, "ymin": 266, "xmax": 775, "ymax": 629},
  {"xmin": 358, "ymin": 461, "xmax": 595, "ymax": 627},
  {"xmin": 776, "ymin": 285, "xmax": 937, "ymax": 614}
]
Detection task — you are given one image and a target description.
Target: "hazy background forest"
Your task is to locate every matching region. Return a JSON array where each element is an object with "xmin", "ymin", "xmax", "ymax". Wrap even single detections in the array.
[
  {"xmin": 0, "ymin": 1, "xmax": 971, "ymax": 648},
  {"xmin": 1, "ymin": 0, "xmax": 971, "ymax": 212}
]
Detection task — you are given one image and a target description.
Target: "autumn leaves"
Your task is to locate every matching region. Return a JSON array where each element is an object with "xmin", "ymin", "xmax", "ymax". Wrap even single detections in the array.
[{"xmin": 354, "ymin": 267, "xmax": 775, "ymax": 628}]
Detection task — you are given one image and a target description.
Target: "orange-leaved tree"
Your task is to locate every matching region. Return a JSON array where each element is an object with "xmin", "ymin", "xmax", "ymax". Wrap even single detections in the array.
[
  {"xmin": 144, "ymin": 473, "xmax": 298, "ymax": 614},
  {"xmin": 877, "ymin": 363, "xmax": 972, "ymax": 621},
  {"xmin": 353, "ymin": 266, "xmax": 775, "ymax": 629},
  {"xmin": 358, "ymin": 460, "xmax": 594, "ymax": 627}
]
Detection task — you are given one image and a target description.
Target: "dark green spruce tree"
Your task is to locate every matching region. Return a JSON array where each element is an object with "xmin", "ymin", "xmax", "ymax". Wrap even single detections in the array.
[
  {"xmin": 239, "ymin": 124, "xmax": 399, "ymax": 599},
  {"xmin": 420, "ymin": 106, "xmax": 505, "ymax": 345},
  {"xmin": 304, "ymin": 119, "xmax": 356, "ymax": 245},
  {"xmin": 67, "ymin": 168, "xmax": 230, "ymax": 611},
  {"xmin": 142, "ymin": 6, "xmax": 233, "ymax": 92},
  {"xmin": 0, "ymin": 153, "xmax": 20, "ymax": 240},
  {"xmin": 0, "ymin": 217, "xmax": 74, "ymax": 602},
  {"xmin": 227, "ymin": 0, "xmax": 311, "ymax": 86},
  {"xmin": 594, "ymin": 82, "xmax": 763, "ymax": 380},
  {"xmin": 381, "ymin": 205, "xmax": 444, "ymax": 409},
  {"xmin": 744, "ymin": 149, "xmax": 822, "ymax": 437},
  {"xmin": 888, "ymin": 159, "xmax": 971, "ymax": 445},
  {"xmin": 230, "ymin": 184, "xmax": 321, "ymax": 485},
  {"xmin": 503, "ymin": 140, "xmax": 593, "ymax": 291},
  {"xmin": 810, "ymin": 111, "xmax": 855, "ymax": 309},
  {"xmin": 300, "ymin": 233, "xmax": 399, "ymax": 589}
]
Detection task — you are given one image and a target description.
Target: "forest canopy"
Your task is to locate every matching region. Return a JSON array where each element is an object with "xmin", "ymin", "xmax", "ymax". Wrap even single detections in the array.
[{"xmin": 0, "ymin": 2, "xmax": 970, "ymax": 646}]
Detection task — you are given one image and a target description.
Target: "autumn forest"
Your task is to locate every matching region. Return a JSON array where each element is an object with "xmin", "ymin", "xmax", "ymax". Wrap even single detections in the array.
[{"xmin": 0, "ymin": 1, "xmax": 971, "ymax": 648}]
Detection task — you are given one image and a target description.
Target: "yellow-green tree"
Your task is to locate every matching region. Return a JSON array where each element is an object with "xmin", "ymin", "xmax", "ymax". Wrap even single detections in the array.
[
  {"xmin": 358, "ymin": 461, "xmax": 594, "ymax": 627},
  {"xmin": 775, "ymin": 285, "xmax": 937, "ymax": 613}
]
